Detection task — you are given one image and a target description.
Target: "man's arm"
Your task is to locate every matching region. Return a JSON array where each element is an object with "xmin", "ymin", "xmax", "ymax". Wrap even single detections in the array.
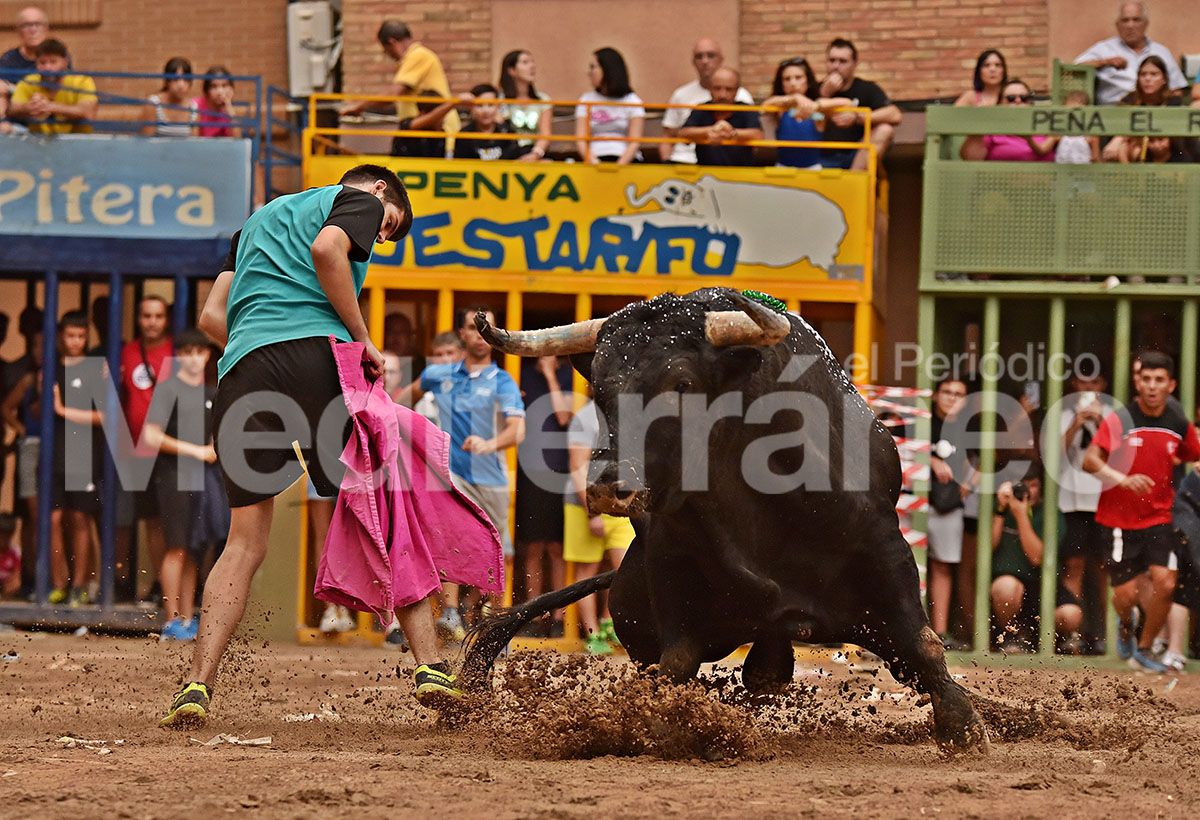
[
  {"xmin": 311, "ymin": 225, "xmax": 382, "ymax": 374},
  {"xmin": 199, "ymin": 231, "xmax": 240, "ymax": 346},
  {"xmin": 1083, "ymin": 440, "xmax": 1154, "ymax": 493},
  {"xmin": 462, "ymin": 414, "xmax": 525, "ymax": 454},
  {"xmin": 143, "ymin": 422, "xmax": 216, "ymax": 463},
  {"xmin": 870, "ymin": 103, "xmax": 902, "ymax": 126}
]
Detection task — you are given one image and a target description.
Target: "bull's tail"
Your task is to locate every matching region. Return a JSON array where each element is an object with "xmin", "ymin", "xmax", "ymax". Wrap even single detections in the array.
[{"xmin": 459, "ymin": 570, "xmax": 618, "ymax": 689}]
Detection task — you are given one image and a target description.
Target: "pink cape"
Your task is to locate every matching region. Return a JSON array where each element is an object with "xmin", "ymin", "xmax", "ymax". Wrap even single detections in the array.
[{"xmin": 314, "ymin": 340, "xmax": 504, "ymax": 621}]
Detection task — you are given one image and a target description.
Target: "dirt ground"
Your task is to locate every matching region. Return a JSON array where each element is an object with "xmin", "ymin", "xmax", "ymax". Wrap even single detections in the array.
[{"xmin": 1, "ymin": 631, "xmax": 1198, "ymax": 819}]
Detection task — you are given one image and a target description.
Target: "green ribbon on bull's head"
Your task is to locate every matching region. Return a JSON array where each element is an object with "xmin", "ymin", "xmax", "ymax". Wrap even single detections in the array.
[{"xmin": 741, "ymin": 289, "xmax": 787, "ymax": 314}]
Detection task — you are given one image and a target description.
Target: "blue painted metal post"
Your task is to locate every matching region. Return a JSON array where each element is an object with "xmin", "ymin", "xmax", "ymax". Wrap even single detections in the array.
[
  {"xmin": 35, "ymin": 272, "xmax": 58, "ymax": 604},
  {"xmin": 99, "ymin": 273, "xmax": 122, "ymax": 607},
  {"xmin": 173, "ymin": 273, "xmax": 189, "ymax": 331}
]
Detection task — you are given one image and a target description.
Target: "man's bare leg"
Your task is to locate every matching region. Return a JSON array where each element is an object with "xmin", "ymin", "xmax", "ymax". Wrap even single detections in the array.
[
  {"xmin": 188, "ymin": 499, "xmax": 274, "ymax": 684},
  {"xmin": 1137, "ymin": 566, "xmax": 1177, "ymax": 653},
  {"xmin": 395, "ymin": 598, "xmax": 443, "ymax": 665}
]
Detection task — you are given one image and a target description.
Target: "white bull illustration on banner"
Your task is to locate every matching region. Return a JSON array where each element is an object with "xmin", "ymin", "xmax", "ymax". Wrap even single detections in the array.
[{"xmin": 610, "ymin": 176, "xmax": 849, "ymax": 271}]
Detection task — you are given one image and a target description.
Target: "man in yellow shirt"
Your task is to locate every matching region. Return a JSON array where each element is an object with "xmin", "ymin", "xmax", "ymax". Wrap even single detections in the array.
[
  {"xmin": 8, "ymin": 38, "xmax": 96, "ymax": 134},
  {"xmin": 340, "ymin": 20, "xmax": 459, "ymax": 135}
]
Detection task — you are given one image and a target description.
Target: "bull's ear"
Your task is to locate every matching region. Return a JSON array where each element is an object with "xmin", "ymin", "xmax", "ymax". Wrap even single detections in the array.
[
  {"xmin": 717, "ymin": 347, "xmax": 763, "ymax": 388},
  {"xmin": 570, "ymin": 352, "xmax": 594, "ymax": 383}
]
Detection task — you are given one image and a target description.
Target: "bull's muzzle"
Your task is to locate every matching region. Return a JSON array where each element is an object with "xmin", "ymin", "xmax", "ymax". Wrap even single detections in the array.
[{"xmin": 586, "ymin": 480, "xmax": 649, "ymax": 518}]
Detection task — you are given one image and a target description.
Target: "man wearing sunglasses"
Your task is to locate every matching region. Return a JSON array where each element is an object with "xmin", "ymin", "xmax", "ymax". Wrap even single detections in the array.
[
  {"xmin": 818, "ymin": 37, "xmax": 901, "ymax": 171},
  {"xmin": 661, "ymin": 37, "xmax": 754, "ymax": 164}
]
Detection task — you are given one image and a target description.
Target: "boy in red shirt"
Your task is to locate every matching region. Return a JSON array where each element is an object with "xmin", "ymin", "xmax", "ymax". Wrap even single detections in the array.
[{"xmin": 1084, "ymin": 351, "xmax": 1200, "ymax": 672}]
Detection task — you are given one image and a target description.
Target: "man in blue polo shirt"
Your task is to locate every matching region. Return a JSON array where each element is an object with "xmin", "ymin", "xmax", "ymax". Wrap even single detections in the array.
[
  {"xmin": 161, "ymin": 164, "xmax": 467, "ymax": 728},
  {"xmin": 409, "ymin": 306, "xmax": 525, "ymax": 640}
]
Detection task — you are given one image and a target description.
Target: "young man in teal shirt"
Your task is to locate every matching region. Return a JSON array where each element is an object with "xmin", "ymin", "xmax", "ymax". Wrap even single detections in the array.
[{"xmin": 162, "ymin": 164, "xmax": 461, "ymax": 727}]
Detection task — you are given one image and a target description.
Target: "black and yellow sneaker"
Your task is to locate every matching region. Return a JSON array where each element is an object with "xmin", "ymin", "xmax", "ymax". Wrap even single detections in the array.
[
  {"xmin": 159, "ymin": 681, "xmax": 212, "ymax": 729},
  {"xmin": 412, "ymin": 663, "xmax": 463, "ymax": 709}
]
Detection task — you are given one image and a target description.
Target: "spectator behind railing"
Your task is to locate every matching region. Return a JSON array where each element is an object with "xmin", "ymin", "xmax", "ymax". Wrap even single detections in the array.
[
  {"xmin": 497, "ymin": 49, "xmax": 552, "ymax": 161},
  {"xmin": 677, "ymin": 67, "xmax": 762, "ymax": 167},
  {"xmin": 575, "ymin": 46, "xmax": 644, "ymax": 164},
  {"xmin": 817, "ymin": 38, "xmax": 901, "ymax": 170},
  {"xmin": 660, "ymin": 38, "xmax": 753, "ymax": 165},
  {"xmin": 454, "ymin": 83, "xmax": 521, "ymax": 161},
  {"xmin": 1055, "ymin": 91, "xmax": 1101, "ymax": 163},
  {"xmin": 194, "ymin": 66, "xmax": 241, "ymax": 138},
  {"xmin": 1102, "ymin": 56, "xmax": 1180, "ymax": 163},
  {"xmin": 141, "ymin": 56, "xmax": 197, "ymax": 137},
  {"xmin": 761, "ymin": 56, "xmax": 852, "ymax": 170},
  {"xmin": 391, "ymin": 89, "xmax": 467, "ymax": 159},
  {"xmin": 959, "ymin": 79, "xmax": 1057, "ymax": 162},
  {"xmin": 1074, "ymin": 1, "xmax": 1187, "ymax": 105},
  {"xmin": 0, "ymin": 4, "xmax": 51, "ymax": 129},
  {"xmin": 955, "ymin": 49, "xmax": 1008, "ymax": 108},
  {"xmin": 6, "ymin": 38, "xmax": 96, "ymax": 134},
  {"xmin": 340, "ymin": 19, "xmax": 460, "ymax": 135}
]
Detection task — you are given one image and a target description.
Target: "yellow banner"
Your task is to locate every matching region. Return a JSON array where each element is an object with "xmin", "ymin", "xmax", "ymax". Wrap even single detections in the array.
[{"xmin": 305, "ymin": 156, "xmax": 870, "ymax": 284}]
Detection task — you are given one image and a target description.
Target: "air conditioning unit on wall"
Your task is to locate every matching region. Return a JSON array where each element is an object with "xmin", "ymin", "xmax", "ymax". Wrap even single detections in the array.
[{"xmin": 287, "ymin": 1, "xmax": 340, "ymax": 97}]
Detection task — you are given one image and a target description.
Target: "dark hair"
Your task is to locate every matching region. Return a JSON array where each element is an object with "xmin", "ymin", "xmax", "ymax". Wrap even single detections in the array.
[
  {"xmin": 1123, "ymin": 55, "xmax": 1170, "ymax": 105},
  {"xmin": 35, "ymin": 38, "xmax": 68, "ymax": 60},
  {"xmin": 1137, "ymin": 350, "xmax": 1175, "ymax": 377},
  {"xmin": 470, "ymin": 83, "xmax": 499, "ymax": 98},
  {"xmin": 18, "ymin": 306, "xmax": 43, "ymax": 338},
  {"xmin": 338, "ymin": 164, "xmax": 413, "ymax": 242},
  {"xmin": 58, "ymin": 310, "xmax": 88, "ymax": 333},
  {"xmin": 593, "ymin": 47, "xmax": 633, "ymax": 98},
  {"xmin": 1001, "ymin": 78, "xmax": 1032, "ymax": 101},
  {"xmin": 175, "ymin": 327, "xmax": 210, "ymax": 351},
  {"xmin": 772, "ymin": 57, "xmax": 817, "ymax": 97},
  {"xmin": 377, "ymin": 20, "xmax": 412, "ymax": 44},
  {"xmin": 459, "ymin": 305, "xmax": 494, "ymax": 329},
  {"xmin": 936, "ymin": 376, "xmax": 968, "ymax": 392},
  {"xmin": 202, "ymin": 65, "xmax": 234, "ymax": 95},
  {"xmin": 499, "ymin": 49, "xmax": 539, "ymax": 99},
  {"xmin": 432, "ymin": 331, "xmax": 464, "ymax": 350},
  {"xmin": 827, "ymin": 38, "xmax": 858, "ymax": 62},
  {"xmin": 161, "ymin": 56, "xmax": 193, "ymax": 91},
  {"xmin": 971, "ymin": 49, "xmax": 1008, "ymax": 92}
]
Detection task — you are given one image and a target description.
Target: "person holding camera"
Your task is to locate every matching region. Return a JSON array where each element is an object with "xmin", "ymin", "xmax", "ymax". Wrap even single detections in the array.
[
  {"xmin": 991, "ymin": 469, "xmax": 1083, "ymax": 652},
  {"xmin": 1084, "ymin": 351, "xmax": 1200, "ymax": 672}
]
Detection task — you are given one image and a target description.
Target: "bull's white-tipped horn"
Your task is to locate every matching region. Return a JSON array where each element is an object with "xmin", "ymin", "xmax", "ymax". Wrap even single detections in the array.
[
  {"xmin": 704, "ymin": 292, "xmax": 792, "ymax": 347},
  {"xmin": 474, "ymin": 312, "xmax": 606, "ymax": 356}
]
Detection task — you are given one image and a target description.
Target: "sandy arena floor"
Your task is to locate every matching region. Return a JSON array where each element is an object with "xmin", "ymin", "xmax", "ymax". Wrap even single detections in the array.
[{"xmin": 1, "ymin": 630, "xmax": 1198, "ymax": 818}]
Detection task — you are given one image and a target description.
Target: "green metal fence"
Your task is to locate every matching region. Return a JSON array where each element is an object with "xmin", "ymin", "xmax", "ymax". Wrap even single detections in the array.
[{"xmin": 919, "ymin": 105, "xmax": 1200, "ymax": 661}]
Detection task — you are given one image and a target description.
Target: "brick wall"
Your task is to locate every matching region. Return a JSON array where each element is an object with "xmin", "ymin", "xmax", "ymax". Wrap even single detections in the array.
[
  {"xmin": 737, "ymin": 0, "xmax": 1050, "ymax": 101},
  {"xmin": 341, "ymin": 0, "xmax": 493, "ymax": 97}
]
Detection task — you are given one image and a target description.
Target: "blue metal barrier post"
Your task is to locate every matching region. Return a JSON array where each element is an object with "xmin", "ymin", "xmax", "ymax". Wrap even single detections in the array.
[
  {"xmin": 173, "ymin": 273, "xmax": 189, "ymax": 332},
  {"xmin": 99, "ymin": 273, "xmax": 122, "ymax": 607},
  {"xmin": 35, "ymin": 273, "xmax": 59, "ymax": 604}
]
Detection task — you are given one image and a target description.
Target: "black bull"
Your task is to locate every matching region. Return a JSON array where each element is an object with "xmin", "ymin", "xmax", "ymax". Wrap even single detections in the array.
[{"xmin": 462, "ymin": 287, "xmax": 987, "ymax": 752}]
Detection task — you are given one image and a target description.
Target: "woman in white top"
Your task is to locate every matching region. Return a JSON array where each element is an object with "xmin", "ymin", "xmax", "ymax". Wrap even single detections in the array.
[
  {"xmin": 140, "ymin": 56, "xmax": 197, "ymax": 137},
  {"xmin": 498, "ymin": 49, "xmax": 553, "ymax": 161},
  {"xmin": 574, "ymin": 47, "xmax": 643, "ymax": 164}
]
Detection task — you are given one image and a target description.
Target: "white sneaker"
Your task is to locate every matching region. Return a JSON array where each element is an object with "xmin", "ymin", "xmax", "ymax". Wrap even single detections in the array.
[
  {"xmin": 1160, "ymin": 650, "xmax": 1187, "ymax": 672},
  {"xmin": 334, "ymin": 606, "xmax": 356, "ymax": 633},
  {"xmin": 319, "ymin": 604, "xmax": 340, "ymax": 633}
]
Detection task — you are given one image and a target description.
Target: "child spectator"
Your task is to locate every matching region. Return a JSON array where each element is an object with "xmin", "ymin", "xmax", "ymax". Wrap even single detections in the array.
[
  {"xmin": 1055, "ymin": 91, "xmax": 1100, "ymax": 164},
  {"xmin": 954, "ymin": 49, "xmax": 1008, "ymax": 107},
  {"xmin": 575, "ymin": 47, "xmax": 643, "ymax": 164},
  {"xmin": 193, "ymin": 67, "xmax": 240, "ymax": 138},
  {"xmin": 453, "ymin": 83, "xmax": 520, "ymax": 161},
  {"xmin": 990, "ymin": 470, "xmax": 1083, "ymax": 652},
  {"xmin": 51, "ymin": 311, "xmax": 103, "ymax": 606},
  {"xmin": 960, "ymin": 80, "xmax": 1056, "ymax": 161},
  {"xmin": 391, "ymin": 90, "xmax": 469, "ymax": 159},
  {"xmin": 409, "ymin": 331, "xmax": 464, "ymax": 425},
  {"xmin": 6, "ymin": 38, "xmax": 96, "ymax": 134},
  {"xmin": 565, "ymin": 397, "xmax": 632, "ymax": 653},
  {"xmin": 141, "ymin": 56, "xmax": 197, "ymax": 137},
  {"xmin": 142, "ymin": 329, "xmax": 227, "ymax": 641},
  {"xmin": 1, "ymin": 324, "xmax": 43, "ymax": 598}
]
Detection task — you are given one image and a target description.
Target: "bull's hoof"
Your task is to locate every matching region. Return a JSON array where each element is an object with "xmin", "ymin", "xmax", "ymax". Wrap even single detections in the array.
[{"xmin": 933, "ymin": 691, "xmax": 991, "ymax": 756}]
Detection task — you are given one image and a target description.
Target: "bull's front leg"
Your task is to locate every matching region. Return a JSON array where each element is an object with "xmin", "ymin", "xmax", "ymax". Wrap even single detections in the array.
[{"xmin": 644, "ymin": 523, "xmax": 710, "ymax": 683}]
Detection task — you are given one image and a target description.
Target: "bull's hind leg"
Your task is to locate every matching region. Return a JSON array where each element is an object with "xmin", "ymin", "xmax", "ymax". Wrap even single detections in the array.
[{"xmin": 855, "ymin": 532, "xmax": 988, "ymax": 754}]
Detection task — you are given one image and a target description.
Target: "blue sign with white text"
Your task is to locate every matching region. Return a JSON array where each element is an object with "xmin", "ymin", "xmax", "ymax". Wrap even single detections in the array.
[{"xmin": 0, "ymin": 134, "xmax": 250, "ymax": 239}]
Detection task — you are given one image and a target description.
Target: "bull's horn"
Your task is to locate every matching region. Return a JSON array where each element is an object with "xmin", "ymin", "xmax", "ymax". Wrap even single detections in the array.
[
  {"xmin": 704, "ymin": 291, "xmax": 791, "ymax": 347},
  {"xmin": 474, "ymin": 312, "xmax": 606, "ymax": 356}
]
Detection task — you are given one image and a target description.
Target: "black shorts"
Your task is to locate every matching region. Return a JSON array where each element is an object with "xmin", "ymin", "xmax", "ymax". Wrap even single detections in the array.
[
  {"xmin": 1173, "ymin": 530, "xmax": 1200, "ymax": 610},
  {"xmin": 213, "ymin": 337, "xmax": 350, "ymax": 509},
  {"xmin": 152, "ymin": 466, "xmax": 206, "ymax": 560},
  {"xmin": 1061, "ymin": 511, "xmax": 1107, "ymax": 562},
  {"xmin": 515, "ymin": 468, "xmax": 566, "ymax": 544},
  {"xmin": 1105, "ymin": 524, "xmax": 1181, "ymax": 587},
  {"xmin": 52, "ymin": 474, "xmax": 100, "ymax": 516}
]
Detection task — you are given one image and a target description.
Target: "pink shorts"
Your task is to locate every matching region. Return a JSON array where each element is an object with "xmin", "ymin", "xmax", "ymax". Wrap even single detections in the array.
[{"xmin": 0, "ymin": 547, "xmax": 18, "ymax": 582}]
